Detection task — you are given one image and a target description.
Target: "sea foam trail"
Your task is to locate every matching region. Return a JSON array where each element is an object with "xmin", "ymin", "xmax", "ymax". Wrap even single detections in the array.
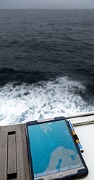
[{"xmin": 0, "ymin": 77, "xmax": 93, "ymax": 126}]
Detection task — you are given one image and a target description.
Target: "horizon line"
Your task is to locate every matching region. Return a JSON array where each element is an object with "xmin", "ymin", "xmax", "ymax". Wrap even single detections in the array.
[{"xmin": 0, "ymin": 8, "xmax": 94, "ymax": 10}]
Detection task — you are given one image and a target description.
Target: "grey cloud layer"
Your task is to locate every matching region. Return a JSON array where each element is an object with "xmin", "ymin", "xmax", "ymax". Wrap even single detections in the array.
[{"xmin": 0, "ymin": 0, "xmax": 94, "ymax": 9}]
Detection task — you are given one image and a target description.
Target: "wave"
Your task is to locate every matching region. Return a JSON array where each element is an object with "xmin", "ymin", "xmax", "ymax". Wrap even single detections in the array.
[{"xmin": 0, "ymin": 76, "xmax": 94, "ymax": 126}]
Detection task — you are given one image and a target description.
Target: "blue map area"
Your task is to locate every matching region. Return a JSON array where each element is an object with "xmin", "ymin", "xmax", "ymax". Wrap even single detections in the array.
[{"xmin": 56, "ymin": 159, "xmax": 62, "ymax": 169}]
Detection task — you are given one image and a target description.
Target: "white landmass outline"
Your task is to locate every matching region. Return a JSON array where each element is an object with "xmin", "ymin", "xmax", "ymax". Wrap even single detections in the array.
[
  {"xmin": 40, "ymin": 124, "xmax": 52, "ymax": 133},
  {"xmin": 45, "ymin": 146, "xmax": 81, "ymax": 171}
]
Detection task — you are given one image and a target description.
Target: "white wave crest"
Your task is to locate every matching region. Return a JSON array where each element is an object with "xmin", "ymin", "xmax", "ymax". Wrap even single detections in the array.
[{"xmin": 0, "ymin": 77, "xmax": 93, "ymax": 125}]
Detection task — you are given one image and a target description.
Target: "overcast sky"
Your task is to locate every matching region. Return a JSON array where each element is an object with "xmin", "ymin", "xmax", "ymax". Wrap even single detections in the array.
[{"xmin": 0, "ymin": 0, "xmax": 94, "ymax": 9}]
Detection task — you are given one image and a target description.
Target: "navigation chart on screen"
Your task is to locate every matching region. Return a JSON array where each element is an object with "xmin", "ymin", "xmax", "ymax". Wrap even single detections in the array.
[{"xmin": 28, "ymin": 120, "xmax": 83, "ymax": 177}]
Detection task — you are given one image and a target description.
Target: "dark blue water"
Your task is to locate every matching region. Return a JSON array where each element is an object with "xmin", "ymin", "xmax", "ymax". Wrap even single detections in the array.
[{"xmin": 0, "ymin": 9, "xmax": 94, "ymax": 125}]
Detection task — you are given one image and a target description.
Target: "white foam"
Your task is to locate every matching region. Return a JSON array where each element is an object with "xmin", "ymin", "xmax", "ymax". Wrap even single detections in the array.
[{"xmin": 0, "ymin": 77, "xmax": 93, "ymax": 125}]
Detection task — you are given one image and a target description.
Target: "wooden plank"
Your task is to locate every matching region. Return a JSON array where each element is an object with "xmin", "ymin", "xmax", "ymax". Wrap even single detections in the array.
[{"xmin": 0, "ymin": 126, "xmax": 7, "ymax": 180}]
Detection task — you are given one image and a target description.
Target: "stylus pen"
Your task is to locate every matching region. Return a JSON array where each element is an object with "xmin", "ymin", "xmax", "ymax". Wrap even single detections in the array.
[{"xmin": 68, "ymin": 120, "xmax": 84, "ymax": 153}]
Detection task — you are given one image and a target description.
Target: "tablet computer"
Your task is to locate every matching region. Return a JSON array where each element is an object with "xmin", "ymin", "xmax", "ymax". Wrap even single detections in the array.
[{"xmin": 26, "ymin": 117, "xmax": 88, "ymax": 180}]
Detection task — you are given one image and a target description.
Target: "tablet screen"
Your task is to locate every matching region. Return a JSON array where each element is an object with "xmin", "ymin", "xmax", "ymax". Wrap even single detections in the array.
[{"xmin": 27, "ymin": 120, "xmax": 83, "ymax": 178}]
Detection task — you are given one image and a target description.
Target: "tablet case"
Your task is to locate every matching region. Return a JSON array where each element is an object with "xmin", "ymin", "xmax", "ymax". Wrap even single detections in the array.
[{"xmin": 0, "ymin": 117, "xmax": 83, "ymax": 180}]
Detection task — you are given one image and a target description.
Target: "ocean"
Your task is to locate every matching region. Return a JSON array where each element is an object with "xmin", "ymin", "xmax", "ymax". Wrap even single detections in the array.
[{"xmin": 0, "ymin": 9, "xmax": 94, "ymax": 125}]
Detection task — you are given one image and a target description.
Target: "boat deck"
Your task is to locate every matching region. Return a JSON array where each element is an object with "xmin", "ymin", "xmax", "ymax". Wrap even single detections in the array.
[{"xmin": 69, "ymin": 113, "xmax": 94, "ymax": 180}]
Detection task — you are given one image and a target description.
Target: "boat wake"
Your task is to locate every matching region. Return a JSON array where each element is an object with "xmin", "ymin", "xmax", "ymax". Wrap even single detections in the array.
[{"xmin": 0, "ymin": 76, "xmax": 93, "ymax": 125}]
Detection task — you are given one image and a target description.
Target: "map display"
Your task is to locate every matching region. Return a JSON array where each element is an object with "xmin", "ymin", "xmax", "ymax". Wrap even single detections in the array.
[{"xmin": 27, "ymin": 120, "xmax": 83, "ymax": 177}]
